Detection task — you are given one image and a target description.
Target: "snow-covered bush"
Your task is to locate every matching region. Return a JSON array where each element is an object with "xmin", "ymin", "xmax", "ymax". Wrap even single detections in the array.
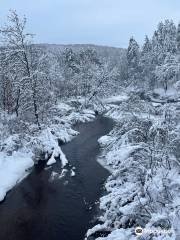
[{"xmin": 88, "ymin": 97, "xmax": 180, "ymax": 240}]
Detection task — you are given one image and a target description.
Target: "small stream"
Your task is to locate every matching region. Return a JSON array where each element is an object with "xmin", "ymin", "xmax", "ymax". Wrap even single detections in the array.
[{"xmin": 0, "ymin": 116, "xmax": 114, "ymax": 240}]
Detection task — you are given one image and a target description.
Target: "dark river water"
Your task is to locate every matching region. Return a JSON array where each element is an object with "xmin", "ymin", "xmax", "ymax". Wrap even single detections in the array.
[{"xmin": 0, "ymin": 116, "xmax": 114, "ymax": 240}]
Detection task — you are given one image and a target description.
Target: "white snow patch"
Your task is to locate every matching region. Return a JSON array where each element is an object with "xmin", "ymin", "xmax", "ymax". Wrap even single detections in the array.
[
  {"xmin": 58, "ymin": 169, "xmax": 68, "ymax": 179},
  {"xmin": 47, "ymin": 156, "xmax": 56, "ymax": 166},
  {"xmin": 96, "ymin": 229, "xmax": 135, "ymax": 240},
  {"xmin": 154, "ymin": 87, "xmax": 178, "ymax": 98},
  {"xmin": 0, "ymin": 150, "xmax": 34, "ymax": 201},
  {"xmin": 70, "ymin": 169, "xmax": 76, "ymax": 177},
  {"xmin": 59, "ymin": 148, "xmax": 68, "ymax": 167},
  {"xmin": 103, "ymin": 94, "xmax": 129, "ymax": 104}
]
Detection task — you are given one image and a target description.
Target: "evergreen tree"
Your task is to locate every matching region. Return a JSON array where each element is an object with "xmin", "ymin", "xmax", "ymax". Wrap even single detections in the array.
[
  {"xmin": 152, "ymin": 20, "xmax": 176, "ymax": 65},
  {"xmin": 127, "ymin": 37, "xmax": 140, "ymax": 88},
  {"xmin": 142, "ymin": 35, "xmax": 152, "ymax": 55},
  {"xmin": 140, "ymin": 36, "xmax": 155, "ymax": 89},
  {"xmin": 127, "ymin": 37, "xmax": 140, "ymax": 68}
]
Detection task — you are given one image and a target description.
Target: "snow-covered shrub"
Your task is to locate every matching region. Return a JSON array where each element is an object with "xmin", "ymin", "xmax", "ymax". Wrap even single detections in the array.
[{"xmin": 88, "ymin": 99, "xmax": 180, "ymax": 240}]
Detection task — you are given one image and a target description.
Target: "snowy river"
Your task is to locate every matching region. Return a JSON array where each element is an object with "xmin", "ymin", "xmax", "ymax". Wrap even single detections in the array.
[{"xmin": 0, "ymin": 116, "xmax": 114, "ymax": 240}]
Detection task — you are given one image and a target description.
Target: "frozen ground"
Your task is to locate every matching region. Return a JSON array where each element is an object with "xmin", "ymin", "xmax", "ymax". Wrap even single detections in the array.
[{"xmin": 0, "ymin": 100, "xmax": 95, "ymax": 202}]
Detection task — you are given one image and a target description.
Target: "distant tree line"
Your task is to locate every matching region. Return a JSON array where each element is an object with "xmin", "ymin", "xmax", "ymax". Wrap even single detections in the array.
[
  {"xmin": 0, "ymin": 11, "xmax": 121, "ymax": 128},
  {"xmin": 1, "ymin": 11, "xmax": 180, "ymax": 129},
  {"xmin": 126, "ymin": 20, "xmax": 180, "ymax": 94}
]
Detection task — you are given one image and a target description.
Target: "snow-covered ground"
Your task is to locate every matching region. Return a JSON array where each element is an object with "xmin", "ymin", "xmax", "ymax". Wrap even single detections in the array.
[
  {"xmin": 0, "ymin": 100, "xmax": 96, "ymax": 202},
  {"xmin": 153, "ymin": 87, "xmax": 179, "ymax": 99},
  {"xmin": 103, "ymin": 94, "xmax": 129, "ymax": 104},
  {"xmin": 0, "ymin": 150, "xmax": 34, "ymax": 201},
  {"xmin": 87, "ymin": 94, "xmax": 180, "ymax": 240}
]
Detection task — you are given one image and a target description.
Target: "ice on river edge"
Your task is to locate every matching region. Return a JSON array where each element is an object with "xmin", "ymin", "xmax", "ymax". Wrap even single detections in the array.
[{"xmin": 0, "ymin": 100, "xmax": 95, "ymax": 202}]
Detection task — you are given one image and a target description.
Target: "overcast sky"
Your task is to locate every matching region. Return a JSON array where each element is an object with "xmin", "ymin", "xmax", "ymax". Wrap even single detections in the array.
[{"xmin": 0, "ymin": 0, "xmax": 180, "ymax": 47}]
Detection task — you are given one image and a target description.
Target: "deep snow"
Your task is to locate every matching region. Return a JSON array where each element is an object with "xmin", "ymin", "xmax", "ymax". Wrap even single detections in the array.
[{"xmin": 0, "ymin": 100, "xmax": 96, "ymax": 202}]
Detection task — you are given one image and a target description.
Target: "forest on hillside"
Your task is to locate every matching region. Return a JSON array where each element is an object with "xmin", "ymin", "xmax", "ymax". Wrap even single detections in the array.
[
  {"xmin": 1, "ymin": 10, "xmax": 180, "ymax": 240},
  {"xmin": 1, "ymin": 12, "xmax": 180, "ymax": 125}
]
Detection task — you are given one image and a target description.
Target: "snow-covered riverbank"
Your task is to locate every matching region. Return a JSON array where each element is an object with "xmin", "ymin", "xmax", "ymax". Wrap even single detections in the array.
[
  {"xmin": 87, "ymin": 93, "xmax": 180, "ymax": 240},
  {"xmin": 0, "ymin": 115, "xmax": 114, "ymax": 240},
  {"xmin": 0, "ymin": 100, "xmax": 96, "ymax": 202}
]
